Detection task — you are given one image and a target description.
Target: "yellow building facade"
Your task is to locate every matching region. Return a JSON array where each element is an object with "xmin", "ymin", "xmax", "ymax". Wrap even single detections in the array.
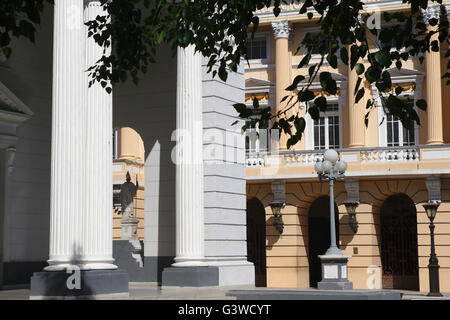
[{"xmin": 245, "ymin": 1, "xmax": 450, "ymax": 292}]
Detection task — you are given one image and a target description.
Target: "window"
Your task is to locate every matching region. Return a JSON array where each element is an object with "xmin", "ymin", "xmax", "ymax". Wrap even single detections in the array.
[
  {"xmin": 312, "ymin": 103, "xmax": 340, "ymax": 150},
  {"xmin": 303, "ymin": 28, "xmax": 332, "ymax": 57},
  {"xmin": 246, "ymin": 36, "xmax": 268, "ymax": 61},
  {"xmin": 246, "ymin": 119, "xmax": 270, "ymax": 154},
  {"xmin": 386, "ymin": 99, "xmax": 415, "ymax": 147}
]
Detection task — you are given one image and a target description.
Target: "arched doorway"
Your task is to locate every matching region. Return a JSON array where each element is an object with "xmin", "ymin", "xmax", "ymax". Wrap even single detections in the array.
[
  {"xmin": 112, "ymin": 127, "xmax": 145, "ymax": 241},
  {"xmin": 246, "ymin": 198, "xmax": 267, "ymax": 287},
  {"xmin": 380, "ymin": 194, "xmax": 419, "ymax": 290},
  {"xmin": 308, "ymin": 196, "xmax": 339, "ymax": 288}
]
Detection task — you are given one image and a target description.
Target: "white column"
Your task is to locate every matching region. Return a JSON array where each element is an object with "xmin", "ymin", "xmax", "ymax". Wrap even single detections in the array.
[
  {"xmin": 46, "ymin": 0, "xmax": 86, "ymax": 271},
  {"xmin": 82, "ymin": 0, "xmax": 116, "ymax": 270},
  {"xmin": 172, "ymin": 45, "xmax": 205, "ymax": 267}
]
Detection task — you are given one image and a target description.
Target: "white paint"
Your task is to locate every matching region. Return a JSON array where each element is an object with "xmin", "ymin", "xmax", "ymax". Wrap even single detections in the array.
[
  {"xmin": 45, "ymin": 0, "xmax": 87, "ymax": 271},
  {"xmin": 422, "ymin": 150, "xmax": 450, "ymax": 160},
  {"xmin": 324, "ymin": 265, "xmax": 339, "ymax": 279},
  {"xmin": 81, "ymin": 0, "xmax": 116, "ymax": 270},
  {"xmin": 172, "ymin": 45, "xmax": 205, "ymax": 267},
  {"xmin": 341, "ymin": 153, "xmax": 359, "ymax": 162}
]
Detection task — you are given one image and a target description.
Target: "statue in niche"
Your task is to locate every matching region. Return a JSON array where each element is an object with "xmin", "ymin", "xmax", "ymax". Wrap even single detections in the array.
[{"xmin": 120, "ymin": 171, "xmax": 138, "ymax": 220}]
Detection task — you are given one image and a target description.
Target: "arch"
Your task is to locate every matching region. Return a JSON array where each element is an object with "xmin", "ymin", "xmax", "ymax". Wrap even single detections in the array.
[
  {"xmin": 246, "ymin": 197, "xmax": 267, "ymax": 287},
  {"xmin": 112, "ymin": 127, "xmax": 146, "ymax": 241},
  {"xmin": 307, "ymin": 195, "xmax": 339, "ymax": 288},
  {"xmin": 379, "ymin": 193, "xmax": 419, "ymax": 291}
]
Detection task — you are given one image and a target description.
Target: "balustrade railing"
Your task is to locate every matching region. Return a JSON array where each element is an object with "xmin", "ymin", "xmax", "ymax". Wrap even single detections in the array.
[{"xmin": 246, "ymin": 146, "xmax": 421, "ymax": 167}]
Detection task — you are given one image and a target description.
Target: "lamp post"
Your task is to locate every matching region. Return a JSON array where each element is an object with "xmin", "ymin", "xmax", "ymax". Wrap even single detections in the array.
[
  {"xmin": 314, "ymin": 149, "xmax": 353, "ymax": 290},
  {"xmin": 423, "ymin": 201, "xmax": 442, "ymax": 297}
]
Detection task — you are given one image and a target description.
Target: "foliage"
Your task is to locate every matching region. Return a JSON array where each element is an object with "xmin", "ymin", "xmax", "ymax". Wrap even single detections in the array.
[
  {"xmin": 0, "ymin": 0, "xmax": 53, "ymax": 59},
  {"xmin": 1, "ymin": 0, "xmax": 449, "ymax": 149}
]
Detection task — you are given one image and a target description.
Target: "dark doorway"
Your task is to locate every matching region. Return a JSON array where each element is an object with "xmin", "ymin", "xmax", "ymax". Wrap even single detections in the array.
[
  {"xmin": 380, "ymin": 194, "xmax": 419, "ymax": 291},
  {"xmin": 308, "ymin": 196, "xmax": 339, "ymax": 288},
  {"xmin": 246, "ymin": 198, "xmax": 267, "ymax": 287}
]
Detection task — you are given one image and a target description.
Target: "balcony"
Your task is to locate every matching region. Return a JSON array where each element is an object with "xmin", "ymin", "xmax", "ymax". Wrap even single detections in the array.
[{"xmin": 246, "ymin": 145, "xmax": 450, "ymax": 181}]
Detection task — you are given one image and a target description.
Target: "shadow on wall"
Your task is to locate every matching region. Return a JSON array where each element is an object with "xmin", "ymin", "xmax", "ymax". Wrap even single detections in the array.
[
  {"xmin": 42, "ymin": 244, "xmax": 93, "ymax": 300},
  {"xmin": 339, "ymin": 214, "xmax": 356, "ymax": 250},
  {"xmin": 266, "ymin": 216, "xmax": 280, "ymax": 250}
]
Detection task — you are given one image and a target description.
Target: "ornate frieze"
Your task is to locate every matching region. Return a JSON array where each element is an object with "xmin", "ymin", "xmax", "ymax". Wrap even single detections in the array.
[
  {"xmin": 421, "ymin": 5, "xmax": 441, "ymax": 25},
  {"xmin": 271, "ymin": 20, "xmax": 291, "ymax": 39}
]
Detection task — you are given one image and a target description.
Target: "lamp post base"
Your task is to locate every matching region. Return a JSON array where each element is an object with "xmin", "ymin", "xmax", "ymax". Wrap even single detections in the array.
[{"xmin": 318, "ymin": 254, "xmax": 353, "ymax": 290}]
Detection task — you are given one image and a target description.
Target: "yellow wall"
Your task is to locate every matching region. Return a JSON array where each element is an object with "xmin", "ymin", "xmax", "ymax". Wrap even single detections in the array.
[
  {"xmin": 247, "ymin": 179, "xmax": 450, "ymax": 292},
  {"xmin": 245, "ymin": 13, "xmax": 450, "ymax": 151}
]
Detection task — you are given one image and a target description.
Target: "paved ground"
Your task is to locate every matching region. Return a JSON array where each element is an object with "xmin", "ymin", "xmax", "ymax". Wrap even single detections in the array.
[{"xmin": 0, "ymin": 283, "xmax": 449, "ymax": 300}]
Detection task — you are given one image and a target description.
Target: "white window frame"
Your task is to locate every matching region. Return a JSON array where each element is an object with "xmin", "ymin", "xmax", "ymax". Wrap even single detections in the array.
[
  {"xmin": 246, "ymin": 32, "xmax": 271, "ymax": 64},
  {"xmin": 245, "ymin": 98, "xmax": 271, "ymax": 154},
  {"xmin": 374, "ymin": 71, "xmax": 424, "ymax": 147},
  {"xmin": 302, "ymin": 77, "xmax": 347, "ymax": 151},
  {"xmin": 302, "ymin": 27, "xmax": 323, "ymax": 61}
]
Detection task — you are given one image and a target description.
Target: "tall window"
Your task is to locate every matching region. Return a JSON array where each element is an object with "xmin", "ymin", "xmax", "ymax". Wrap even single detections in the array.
[
  {"xmin": 386, "ymin": 99, "xmax": 415, "ymax": 147},
  {"xmin": 313, "ymin": 103, "xmax": 340, "ymax": 150},
  {"xmin": 246, "ymin": 120, "xmax": 270, "ymax": 153},
  {"xmin": 246, "ymin": 37, "xmax": 268, "ymax": 60}
]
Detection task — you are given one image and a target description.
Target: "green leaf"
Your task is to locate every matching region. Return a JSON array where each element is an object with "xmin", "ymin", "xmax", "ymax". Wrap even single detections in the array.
[
  {"xmin": 298, "ymin": 89, "xmax": 315, "ymax": 102},
  {"xmin": 416, "ymin": 99, "xmax": 427, "ymax": 111},
  {"xmin": 314, "ymin": 96, "xmax": 327, "ymax": 112},
  {"xmin": 308, "ymin": 106, "xmax": 320, "ymax": 120},
  {"xmin": 355, "ymin": 63, "xmax": 365, "ymax": 75},
  {"xmin": 286, "ymin": 75, "xmax": 306, "ymax": 91},
  {"xmin": 355, "ymin": 88, "xmax": 365, "ymax": 103},
  {"xmin": 365, "ymin": 66, "xmax": 382, "ymax": 83}
]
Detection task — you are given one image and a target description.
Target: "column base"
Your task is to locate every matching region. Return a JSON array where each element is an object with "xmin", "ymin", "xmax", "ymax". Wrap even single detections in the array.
[
  {"xmin": 161, "ymin": 266, "xmax": 219, "ymax": 287},
  {"xmin": 30, "ymin": 269, "xmax": 129, "ymax": 299},
  {"xmin": 318, "ymin": 254, "xmax": 353, "ymax": 290}
]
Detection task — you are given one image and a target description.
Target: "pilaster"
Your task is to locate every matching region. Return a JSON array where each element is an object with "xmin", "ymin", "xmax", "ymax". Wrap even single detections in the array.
[
  {"xmin": 271, "ymin": 20, "xmax": 292, "ymax": 150},
  {"xmin": 422, "ymin": 5, "xmax": 444, "ymax": 145}
]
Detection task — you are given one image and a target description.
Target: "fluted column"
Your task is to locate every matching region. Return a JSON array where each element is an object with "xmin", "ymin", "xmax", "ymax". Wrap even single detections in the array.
[
  {"xmin": 272, "ymin": 20, "xmax": 291, "ymax": 151},
  {"xmin": 82, "ymin": 0, "xmax": 116, "ymax": 270},
  {"xmin": 46, "ymin": 0, "xmax": 87, "ymax": 271},
  {"xmin": 172, "ymin": 45, "xmax": 205, "ymax": 267},
  {"xmin": 422, "ymin": 5, "xmax": 444, "ymax": 145}
]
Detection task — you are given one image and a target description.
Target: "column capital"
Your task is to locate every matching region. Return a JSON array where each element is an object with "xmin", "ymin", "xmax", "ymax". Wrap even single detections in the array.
[
  {"xmin": 421, "ymin": 5, "xmax": 441, "ymax": 25},
  {"xmin": 271, "ymin": 20, "xmax": 291, "ymax": 40}
]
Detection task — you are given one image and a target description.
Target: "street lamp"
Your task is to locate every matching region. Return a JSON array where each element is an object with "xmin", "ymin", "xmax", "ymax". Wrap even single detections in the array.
[
  {"xmin": 270, "ymin": 201, "xmax": 285, "ymax": 234},
  {"xmin": 314, "ymin": 149, "xmax": 353, "ymax": 290},
  {"xmin": 423, "ymin": 201, "xmax": 442, "ymax": 297}
]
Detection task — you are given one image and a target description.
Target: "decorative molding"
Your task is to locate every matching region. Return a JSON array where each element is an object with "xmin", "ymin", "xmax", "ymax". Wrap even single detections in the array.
[
  {"xmin": 271, "ymin": 180, "xmax": 286, "ymax": 203},
  {"xmin": 421, "ymin": 5, "xmax": 441, "ymax": 25},
  {"xmin": 271, "ymin": 20, "xmax": 291, "ymax": 40},
  {"xmin": 345, "ymin": 179, "xmax": 360, "ymax": 202},
  {"xmin": 426, "ymin": 176, "xmax": 441, "ymax": 202}
]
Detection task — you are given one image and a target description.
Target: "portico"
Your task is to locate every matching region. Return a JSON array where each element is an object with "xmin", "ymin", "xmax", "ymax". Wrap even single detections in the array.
[{"xmin": 23, "ymin": 0, "xmax": 253, "ymax": 298}]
